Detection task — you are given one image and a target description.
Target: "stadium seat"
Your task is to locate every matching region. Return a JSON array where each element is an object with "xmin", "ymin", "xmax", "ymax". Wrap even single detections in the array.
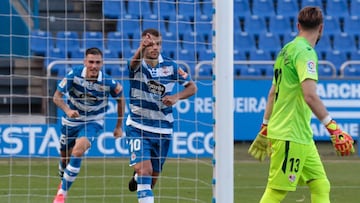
[
  {"xmin": 30, "ymin": 30, "xmax": 53, "ymax": 56},
  {"xmin": 142, "ymin": 18, "xmax": 161, "ymax": 31},
  {"xmin": 276, "ymin": 0, "xmax": 299, "ymax": 18},
  {"xmin": 301, "ymin": 0, "xmax": 323, "ymax": 9},
  {"xmin": 154, "ymin": 1, "xmax": 177, "ymax": 19},
  {"xmin": 282, "ymin": 32, "xmax": 297, "ymax": 46},
  {"xmin": 70, "ymin": 48, "xmax": 85, "ymax": 59},
  {"xmin": 82, "ymin": 31, "xmax": 104, "ymax": 50},
  {"xmin": 234, "ymin": 32, "xmax": 257, "ymax": 53},
  {"xmin": 45, "ymin": 48, "xmax": 68, "ymax": 76},
  {"xmin": 238, "ymin": 66, "xmax": 262, "ymax": 77},
  {"xmin": 268, "ymin": 15, "xmax": 293, "ymax": 37},
  {"xmin": 323, "ymin": 16, "xmax": 341, "ymax": 36},
  {"xmin": 199, "ymin": 0, "xmax": 213, "ymax": 20},
  {"xmin": 343, "ymin": 16, "xmax": 360, "ymax": 36},
  {"xmin": 315, "ymin": 34, "xmax": 332, "ymax": 54},
  {"xmin": 197, "ymin": 49, "xmax": 214, "ymax": 62},
  {"xmin": 125, "ymin": 0, "xmax": 152, "ymax": 19},
  {"xmin": 56, "ymin": 31, "xmax": 80, "ymax": 57},
  {"xmin": 103, "ymin": 49, "xmax": 120, "ymax": 75},
  {"xmin": 325, "ymin": 0, "xmax": 349, "ymax": 19},
  {"xmin": 176, "ymin": 49, "xmax": 197, "ymax": 76},
  {"xmin": 194, "ymin": 22, "xmax": 212, "ymax": 35},
  {"xmin": 177, "ymin": 0, "xmax": 201, "ymax": 21},
  {"xmin": 248, "ymin": 49, "xmax": 273, "ymax": 73},
  {"xmin": 103, "ymin": 0, "xmax": 124, "ymax": 19},
  {"xmin": 350, "ymin": 0, "xmax": 360, "ymax": 17},
  {"xmin": 119, "ymin": 19, "xmax": 141, "ymax": 38},
  {"xmin": 342, "ymin": 66, "xmax": 360, "ymax": 77},
  {"xmin": 325, "ymin": 50, "xmax": 348, "ymax": 72},
  {"xmin": 106, "ymin": 31, "xmax": 124, "ymax": 58},
  {"xmin": 234, "ymin": 50, "xmax": 247, "ymax": 60},
  {"xmin": 234, "ymin": 0, "xmax": 251, "ymax": 20},
  {"xmin": 318, "ymin": 64, "xmax": 336, "ymax": 77},
  {"xmin": 252, "ymin": 0, "xmax": 276, "ymax": 17},
  {"xmin": 333, "ymin": 33, "xmax": 357, "ymax": 53},
  {"xmin": 257, "ymin": 32, "xmax": 282, "ymax": 53},
  {"xmin": 244, "ymin": 15, "xmax": 267, "ymax": 36}
]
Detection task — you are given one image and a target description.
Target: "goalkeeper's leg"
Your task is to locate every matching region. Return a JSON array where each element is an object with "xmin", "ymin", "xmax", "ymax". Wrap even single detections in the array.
[
  {"xmin": 259, "ymin": 187, "xmax": 287, "ymax": 203},
  {"xmin": 307, "ymin": 179, "xmax": 330, "ymax": 203}
]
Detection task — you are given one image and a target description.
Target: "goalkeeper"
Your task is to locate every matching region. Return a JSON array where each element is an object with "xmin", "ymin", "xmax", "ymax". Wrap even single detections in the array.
[{"xmin": 248, "ymin": 6, "xmax": 354, "ymax": 203}]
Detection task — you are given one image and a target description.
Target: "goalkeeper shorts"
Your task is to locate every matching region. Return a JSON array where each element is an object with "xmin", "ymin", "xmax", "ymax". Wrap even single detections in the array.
[{"xmin": 267, "ymin": 139, "xmax": 328, "ymax": 191}]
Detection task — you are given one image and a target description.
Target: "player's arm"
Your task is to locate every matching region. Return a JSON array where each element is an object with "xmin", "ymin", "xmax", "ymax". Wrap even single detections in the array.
[
  {"xmin": 302, "ymin": 79, "xmax": 354, "ymax": 156},
  {"xmin": 114, "ymin": 93, "xmax": 125, "ymax": 138},
  {"xmin": 162, "ymin": 81, "xmax": 197, "ymax": 106},
  {"xmin": 53, "ymin": 90, "xmax": 79, "ymax": 118},
  {"xmin": 248, "ymin": 84, "xmax": 275, "ymax": 161},
  {"xmin": 129, "ymin": 33, "xmax": 155, "ymax": 70}
]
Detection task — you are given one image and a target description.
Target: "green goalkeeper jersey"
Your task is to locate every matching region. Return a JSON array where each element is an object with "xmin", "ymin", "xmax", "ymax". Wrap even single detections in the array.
[{"xmin": 267, "ymin": 36, "xmax": 318, "ymax": 144}]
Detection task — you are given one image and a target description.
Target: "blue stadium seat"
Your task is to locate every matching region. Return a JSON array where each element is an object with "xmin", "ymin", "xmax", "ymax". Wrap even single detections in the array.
[
  {"xmin": 234, "ymin": 32, "xmax": 257, "ymax": 53},
  {"xmin": 350, "ymin": 0, "xmax": 360, "ymax": 17},
  {"xmin": 234, "ymin": 50, "xmax": 247, "ymax": 60},
  {"xmin": 343, "ymin": 16, "xmax": 360, "ymax": 36},
  {"xmin": 318, "ymin": 64, "xmax": 336, "ymax": 77},
  {"xmin": 197, "ymin": 49, "xmax": 214, "ymax": 62},
  {"xmin": 276, "ymin": 0, "xmax": 299, "ymax": 18},
  {"xmin": 282, "ymin": 32, "xmax": 297, "ymax": 46},
  {"xmin": 244, "ymin": 15, "xmax": 267, "ymax": 36},
  {"xmin": 30, "ymin": 30, "xmax": 53, "ymax": 56},
  {"xmin": 333, "ymin": 33, "xmax": 357, "ymax": 53},
  {"xmin": 126, "ymin": 0, "xmax": 152, "ymax": 19},
  {"xmin": 45, "ymin": 48, "xmax": 68, "ymax": 76},
  {"xmin": 175, "ymin": 20, "xmax": 194, "ymax": 37},
  {"xmin": 301, "ymin": 0, "xmax": 323, "ymax": 9},
  {"xmin": 315, "ymin": 34, "xmax": 332, "ymax": 54},
  {"xmin": 142, "ymin": 18, "xmax": 161, "ymax": 31},
  {"xmin": 268, "ymin": 15, "xmax": 293, "ymax": 37},
  {"xmin": 107, "ymin": 31, "xmax": 124, "ymax": 58},
  {"xmin": 325, "ymin": 0, "xmax": 349, "ymax": 19},
  {"xmin": 110, "ymin": 64, "xmax": 129, "ymax": 79},
  {"xmin": 197, "ymin": 64, "xmax": 213, "ymax": 77},
  {"xmin": 248, "ymin": 49, "xmax": 273, "ymax": 73},
  {"xmin": 56, "ymin": 31, "xmax": 80, "ymax": 57},
  {"xmin": 82, "ymin": 31, "xmax": 104, "ymax": 50},
  {"xmin": 257, "ymin": 32, "xmax": 282, "ymax": 53},
  {"xmin": 325, "ymin": 50, "xmax": 348, "ymax": 71},
  {"xmin": 176, "ymin": 49, "xmax": 197, "ymax": 75},
  {"xmin": 252, "ymin": 0, "xmax": 276, "ymax": 17},
  {"xmin": 199, "ymin": 0, "xmax": 213, "ymax": 20},
  {"xmin": 119, "ymin": 19, "xmax": 142, "ymax": 38},
  {"xmin": 103, "ymin": 0, "xmax": 124, "ymax": 19},
  {"xmin": 194, "ymin": 22, "xmax": 212, "ymax": 35},
  {"xmin": 181, "ymin": 32, "xmax": 206, "ymax": 51},
  {"xmin": 323, "ymin": 16, "xmax": 341, "ymax": 36},
  {"xmin": 239, "ymin": 66, "xmax": 262, "ymax": 76},
  {"xmin": 70, "ymin": 48, "xmax": 85, "ymax": 59},
  {"xmin": 177, "ymin": 0, "xmax": 200, "ymax": 21},
  {"xmin": 234, "ymin": 0, "xmax": 251, "ymax": 19},
  {"xmin": 103, "ymin": 49, "xmax": 120, "ymax": 75},
  {"xmin": 154, "ymin": 1, "xmax": 177, "ymax": 19},
  {"xmin": 342, "ymin": 51, "xmax": 360, "ymax": 77}
]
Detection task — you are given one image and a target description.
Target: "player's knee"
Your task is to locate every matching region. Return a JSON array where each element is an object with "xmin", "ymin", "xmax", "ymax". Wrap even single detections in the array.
[{"xmin": 308, "ymin": 178, "xmax": 330, "ymax": 194}]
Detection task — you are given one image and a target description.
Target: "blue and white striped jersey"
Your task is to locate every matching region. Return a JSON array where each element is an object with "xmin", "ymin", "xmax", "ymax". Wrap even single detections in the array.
[
  {"xmin": 126, "ymin": 54, "xmax": 191, "ymax": 134},
  {"xmin": 57, "ymin": 66, "xmax": 123, "ymax": 127}
]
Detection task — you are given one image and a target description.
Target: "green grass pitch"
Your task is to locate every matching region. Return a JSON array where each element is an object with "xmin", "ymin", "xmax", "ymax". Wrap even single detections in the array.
[{"xmin": 1, "ymin": 143, "xmax": 359, "ymax": 203}]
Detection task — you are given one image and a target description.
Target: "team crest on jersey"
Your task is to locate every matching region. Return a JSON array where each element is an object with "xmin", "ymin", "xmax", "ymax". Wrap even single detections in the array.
[
  {"xmin": 59, "ymin": 78, "xmax": 67, "ymax": 88},
  {"xmin": 306, "ymin": 60, "xmax": 316, "ymax": 74},
  {"xmin": 159, "ymin": 66, "xmax": 173, "ymax": 77},
  {"xmin": 131, "ymin": 152, "xmax": 136, "ymax": 161},
  {"xmin": 178, "ymin": 67, "xmax": 188, "ymax": 79}
]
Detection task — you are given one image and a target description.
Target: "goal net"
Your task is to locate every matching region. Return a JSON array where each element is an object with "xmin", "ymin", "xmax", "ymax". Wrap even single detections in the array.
[{"xmin": 0, "ymin": 0, "xmax": 216, "ymax": 202}]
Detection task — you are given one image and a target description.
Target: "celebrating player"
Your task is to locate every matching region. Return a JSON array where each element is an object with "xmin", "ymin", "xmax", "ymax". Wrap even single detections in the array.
[
  {"xmin": 248, "ymin": 6, "xmax": 354, "ymax": 203},
  {"xmin": 125, "ymin": 28, "xmax": 197, "ymax": 203},
  {"xmin": 52, "ymin": 47, "xmax": 125, "ymax": 203}
]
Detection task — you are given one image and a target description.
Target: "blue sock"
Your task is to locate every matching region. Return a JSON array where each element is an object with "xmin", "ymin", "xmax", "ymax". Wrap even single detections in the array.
[
  {"xmin": 61, "ymin": 156, "xmax": 82, "ymax": 191},
  {"xmin": 137, "ymin": 176, "xmax": 154, "ymax": 202}
]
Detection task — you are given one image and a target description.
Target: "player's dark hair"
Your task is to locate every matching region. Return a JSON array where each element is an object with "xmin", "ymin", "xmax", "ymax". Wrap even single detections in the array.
[
  {"xmin": 86, "ymin": 47, "xmax": 103, "ymax": 57},
  {"xmin": 298, "ymin": 6, "xmax": 323, "ymax": 30},
  {"xmin": 141, "ymin": 28, "xmax": 161, "ymax": 37}
]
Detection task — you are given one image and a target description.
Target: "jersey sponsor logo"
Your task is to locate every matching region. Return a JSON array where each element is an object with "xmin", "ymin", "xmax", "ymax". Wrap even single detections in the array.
[
  {"xmin": 307, "ymin": 60, "xmax": 316, "ymax": 74},
  {"xmin": 147, "ymin": 80, "xmax": 166, "ymax": 96},
  {"xmin": 178, "ymin": 67, "xmax": 188, "ymax": 79}
]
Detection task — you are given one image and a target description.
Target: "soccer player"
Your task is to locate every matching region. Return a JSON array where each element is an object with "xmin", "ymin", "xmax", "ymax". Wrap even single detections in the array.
[
  {"xmin": 52, "ymin": 47, "xmax": 125, "ymax": 203},
  {"xmin": 248, "ymin": 6, "xmax": 354, "ymax": 203},
  {"xmin": 126, "ymin": 28, "xmax": 197, "ymax": 203}
]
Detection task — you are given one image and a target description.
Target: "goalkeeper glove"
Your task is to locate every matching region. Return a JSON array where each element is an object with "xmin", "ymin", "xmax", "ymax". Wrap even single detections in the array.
[
  {"xmin": 248, "ymin": 124, "xmax": 271, "ymax": 161},
  {"xmin": 325, "ymin": 120, "xmax": 355, "ymax": 156}
]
